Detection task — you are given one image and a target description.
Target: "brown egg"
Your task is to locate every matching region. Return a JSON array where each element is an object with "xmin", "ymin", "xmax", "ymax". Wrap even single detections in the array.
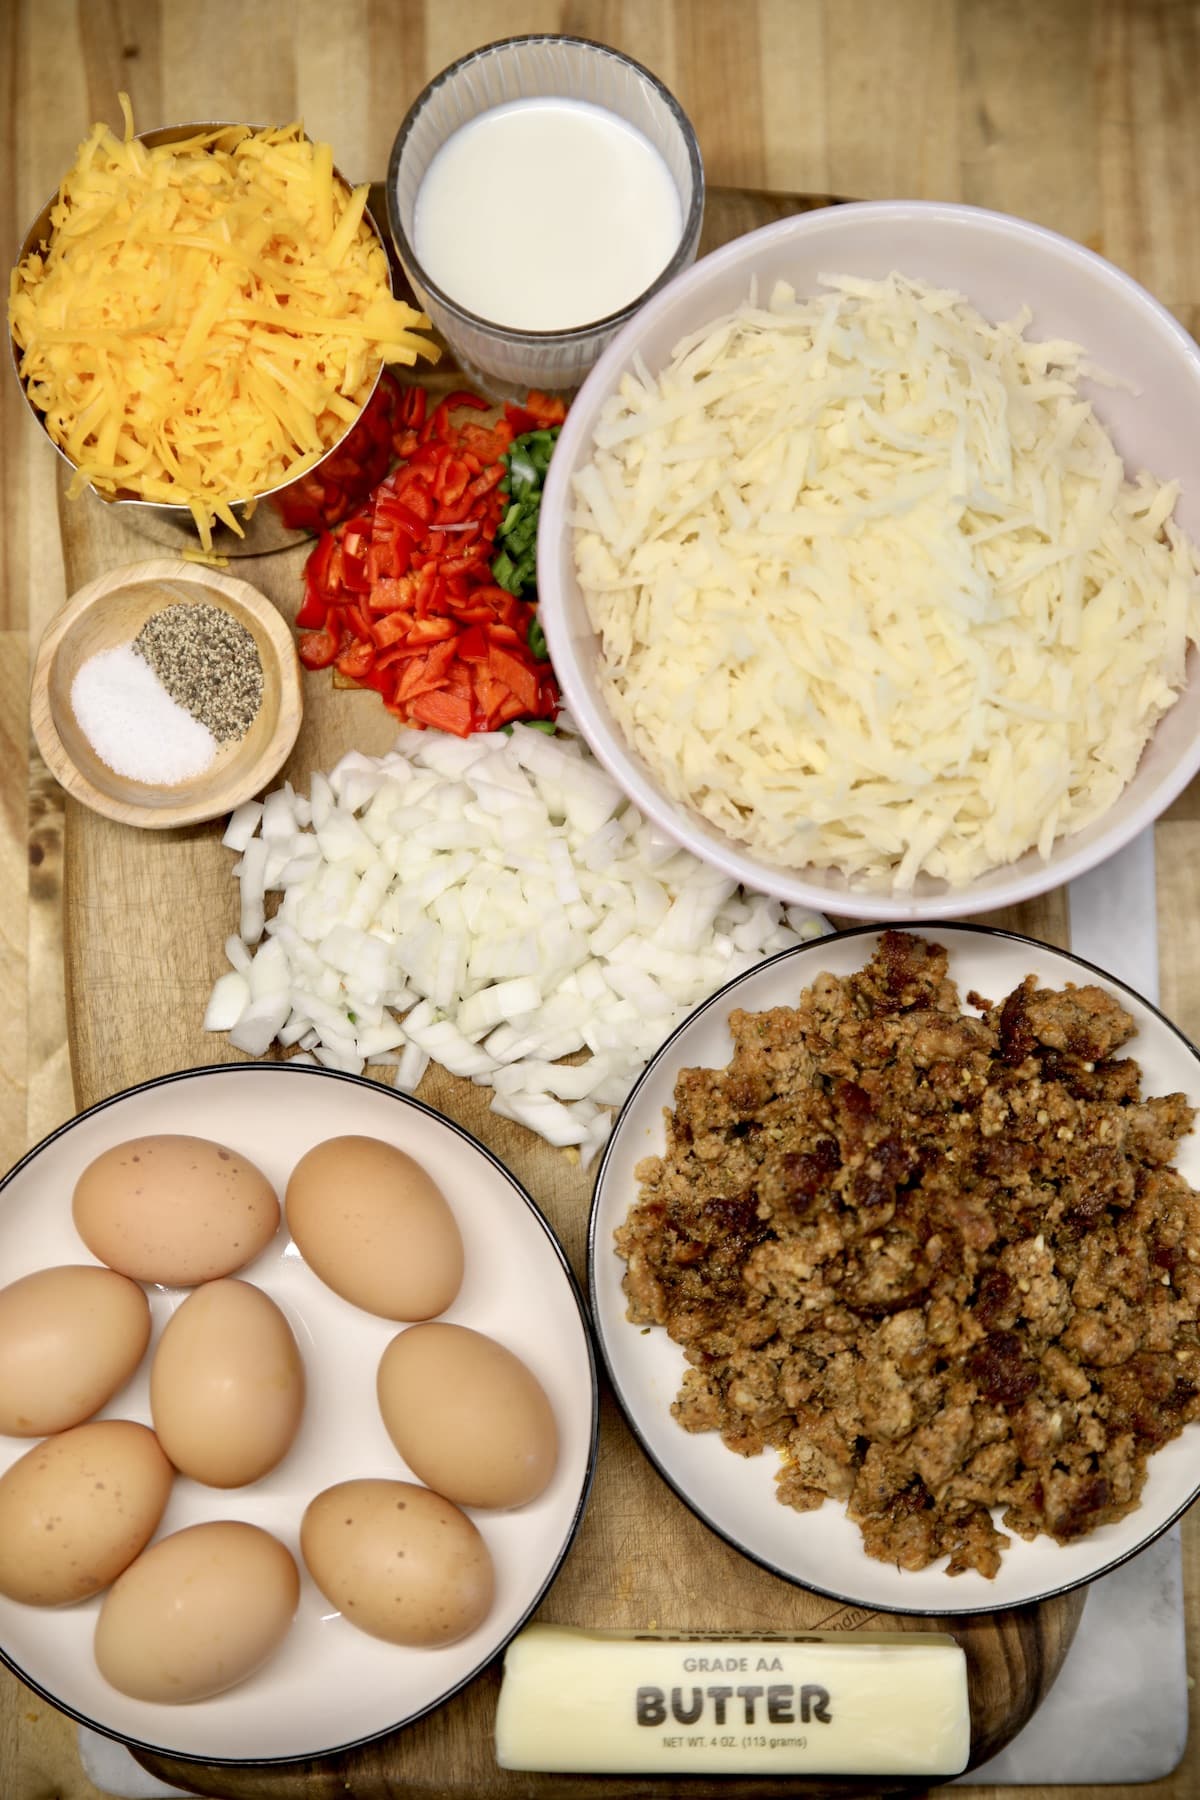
[
  {"xmin": 0, "ymin": 1420, "xmax": 173, "ymax": 1605},
  {"xmin": 73, "ymin": 1134, "xmax": 280, "ymax": 1285},
  {"xmin": 377, "ymin": 1323, "xmax": 558, "ymax": 1509},
  {"xmin": 150, "ymin": 1279, "xmax": 305, "ymax": 1487},
  {"xmin": 95, "ymin": 1521, "xmax": 299, "ymax": 1702},
  {"xmin": 300, "ymin": 1478, "xmax": 493, "ymax": 1647},
  {"xmin": 0, "ymin": 1265, "xmax": 151, "ymax": 1436},
  {"xmin": 285, "ymin": 1136, "xmax": 463, "ymax": 1320}
]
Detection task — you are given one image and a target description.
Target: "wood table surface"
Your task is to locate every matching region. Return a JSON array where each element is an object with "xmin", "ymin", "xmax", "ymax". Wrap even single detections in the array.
[{"xmin": 3, "ymin": 3, "xmax": 1200, "ymax": 1798}]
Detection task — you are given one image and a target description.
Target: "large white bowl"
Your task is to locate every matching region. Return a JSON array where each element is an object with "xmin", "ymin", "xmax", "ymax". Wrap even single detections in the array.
[{"xmin": 537, "ymin": 201, "xmax": 1200, "ymax": 920}]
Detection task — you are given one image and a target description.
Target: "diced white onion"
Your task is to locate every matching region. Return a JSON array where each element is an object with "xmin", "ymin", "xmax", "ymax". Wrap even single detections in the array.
[
  {"xmin": 238, "ymin": 839, "xmax": 268, "ymax": 945},
  {"xmin": 223, "ymin": 801, "xmax": 263, "ymax": 853},
  {"xmin": 206, "ymin": 717, "xmax": 827, "ymax": 1161},
  {"xmin": 394, "ymin": 1040, "xmax": 430, "ymax": 1092},
  {"xmin": 203, "ymin": 970, "xmax": 250, "ymax": 1032},
  {"xmin": 224, "ymin": 933, "xmax": 252, "ymax": 975},
  {"xmin": 227, "ymin": 992, "xmax": 291, "ymax": 1057}
]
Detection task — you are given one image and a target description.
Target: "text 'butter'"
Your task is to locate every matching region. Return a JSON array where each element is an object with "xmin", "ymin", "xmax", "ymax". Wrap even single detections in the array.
[{"xmin": 494, "ymin": 1625, "xmax": 972, "ymax": 1776}]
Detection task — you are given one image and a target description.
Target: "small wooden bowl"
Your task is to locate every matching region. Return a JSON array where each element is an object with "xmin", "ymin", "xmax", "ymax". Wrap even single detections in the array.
[{"xmin": 31, "ymin": 560, "xmax": 303, "ymax": 828}]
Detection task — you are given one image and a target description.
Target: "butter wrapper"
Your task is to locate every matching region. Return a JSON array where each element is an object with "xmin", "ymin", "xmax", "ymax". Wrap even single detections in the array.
[{"xmin": 495, "ymin": 1625, "xmax": 971, "ymax": 1777}]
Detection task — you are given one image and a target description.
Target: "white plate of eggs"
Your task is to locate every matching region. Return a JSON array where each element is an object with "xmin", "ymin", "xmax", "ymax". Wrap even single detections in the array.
[{"xmin": 0, "ymin": 1063, "xmax": 598, "ymax": 1763}]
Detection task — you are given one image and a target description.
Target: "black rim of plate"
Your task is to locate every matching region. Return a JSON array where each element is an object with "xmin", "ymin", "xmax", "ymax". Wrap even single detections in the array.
[
  {"xmin": 587, "ymin": 918, "xmax": 1200, "ymax": 1619},
  {"xmin": 0, "ymin": 1060, "xmax": 600, "ymax": 1767}
]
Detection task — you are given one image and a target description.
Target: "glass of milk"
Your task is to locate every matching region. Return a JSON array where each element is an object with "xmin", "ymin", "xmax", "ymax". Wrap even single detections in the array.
[{"xmin": 387, "ymin": 35, "xmax": 705, "ymax": 396}]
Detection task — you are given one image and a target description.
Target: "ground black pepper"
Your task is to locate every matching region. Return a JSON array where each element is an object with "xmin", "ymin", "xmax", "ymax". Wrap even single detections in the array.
[{"xmin": 133, "ymin": 603, "xmax": 263, "ymax": 743}]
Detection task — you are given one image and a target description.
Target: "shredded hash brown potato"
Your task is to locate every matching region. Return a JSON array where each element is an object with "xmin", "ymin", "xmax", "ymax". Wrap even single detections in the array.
[
  {"xmin": 9, "ymin": 96, "xmax": 437, "ymax": 547},
  {"xmin": 572, "ymin": 274, "xmax": 1200, "ymax": 890},
  {"xmin": 616, "ymin": 931, "xmax": 1200, "ymax": 1577}
]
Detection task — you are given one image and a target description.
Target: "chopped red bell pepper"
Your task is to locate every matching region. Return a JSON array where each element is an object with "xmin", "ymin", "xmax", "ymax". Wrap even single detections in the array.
[
  {"xmin": 295, "ymin": 379, "xmax": 560, "ymax": 734},
  {"xmin": 504, "ymin": 391, "xmax": 568, "ymax": 437},
  {"xmin": 272, "ymin": 374, "xmax": 402, "ymax": 532},
  {"xmin": 295, "ymin": 589, "xmax": 330, "ymax": 631},
  {"xmin": 297, "ymin": 623, "xmax": 340, "ymax": 670},
  {"xmin": 336, "ymin": 639, "xmax": 378, "ymax": 682},
  {"xmin": 408, "ymin": 686, "xmax": 474, "ymax": 735}
]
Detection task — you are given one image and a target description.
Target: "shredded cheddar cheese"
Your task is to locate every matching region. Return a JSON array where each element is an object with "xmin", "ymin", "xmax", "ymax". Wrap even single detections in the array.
[
  {"xmin": 572, "ymin": 273, "xmax": 1200, "ymax": 892},
  {"xmin": 9, "ymin": 97, "xmax": 438, "ymax": 547}
]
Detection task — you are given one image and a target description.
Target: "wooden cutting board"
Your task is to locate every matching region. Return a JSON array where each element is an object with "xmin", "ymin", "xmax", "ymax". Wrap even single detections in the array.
[{"xmin": 58, "ymin": 188, "xmax": 1084, "ymax": 1800}]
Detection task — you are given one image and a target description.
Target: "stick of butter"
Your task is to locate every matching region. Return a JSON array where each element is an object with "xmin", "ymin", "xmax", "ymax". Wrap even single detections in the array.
[{"xmin": 494, "ymin": 1625, "xmax": 971, "ymax": 1776}]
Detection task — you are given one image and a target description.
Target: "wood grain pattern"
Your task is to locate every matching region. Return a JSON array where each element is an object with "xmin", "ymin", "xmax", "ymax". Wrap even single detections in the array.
[
  {"xmin": 52, "ymin": 184, "xmax": 1073, "ymax": 1800},
  {"xmin": 5, "ymin": 4, "xmax": 1200, "ymax": 1799}
]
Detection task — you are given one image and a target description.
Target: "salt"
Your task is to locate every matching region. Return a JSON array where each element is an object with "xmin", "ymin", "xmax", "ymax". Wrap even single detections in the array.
[{"xmin": 71, "ymin": 644, "xmax": 218, "ymax": 784}]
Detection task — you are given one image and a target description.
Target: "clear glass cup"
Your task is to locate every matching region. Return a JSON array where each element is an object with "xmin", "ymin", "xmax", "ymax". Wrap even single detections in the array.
[{"xmin": 386, "ymin": 35, "xmax": 705, "ymax": 397}]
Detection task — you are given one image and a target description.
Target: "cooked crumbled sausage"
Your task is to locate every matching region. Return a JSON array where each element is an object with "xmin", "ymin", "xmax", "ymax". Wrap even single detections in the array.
[{"xmin": 616, "ymin": 931, "xmax": 1200, "ymax": 1578}]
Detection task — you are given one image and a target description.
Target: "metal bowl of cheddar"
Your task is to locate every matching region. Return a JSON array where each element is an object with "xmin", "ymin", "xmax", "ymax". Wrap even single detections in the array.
[
  {"xmin": 537, "ymin": 201, "xmax": 1200, "ymax": 921},
  {"xmin": 9, "ymin": 115, "xmax": 435, "ymax": 557}
]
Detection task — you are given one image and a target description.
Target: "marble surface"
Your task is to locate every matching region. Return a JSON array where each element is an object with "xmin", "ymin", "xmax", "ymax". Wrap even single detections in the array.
[
  {"xmin": 77, "ymin": 1735, "xmax": 184, "ymax": 1800},
  {"xmin": 961, "ymin": 1528, "xmax": 1187, "ymax": 1786},
  {"xmin": 963, "ymin": 828, "xmax": 1187, "ymax": 1784}
]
